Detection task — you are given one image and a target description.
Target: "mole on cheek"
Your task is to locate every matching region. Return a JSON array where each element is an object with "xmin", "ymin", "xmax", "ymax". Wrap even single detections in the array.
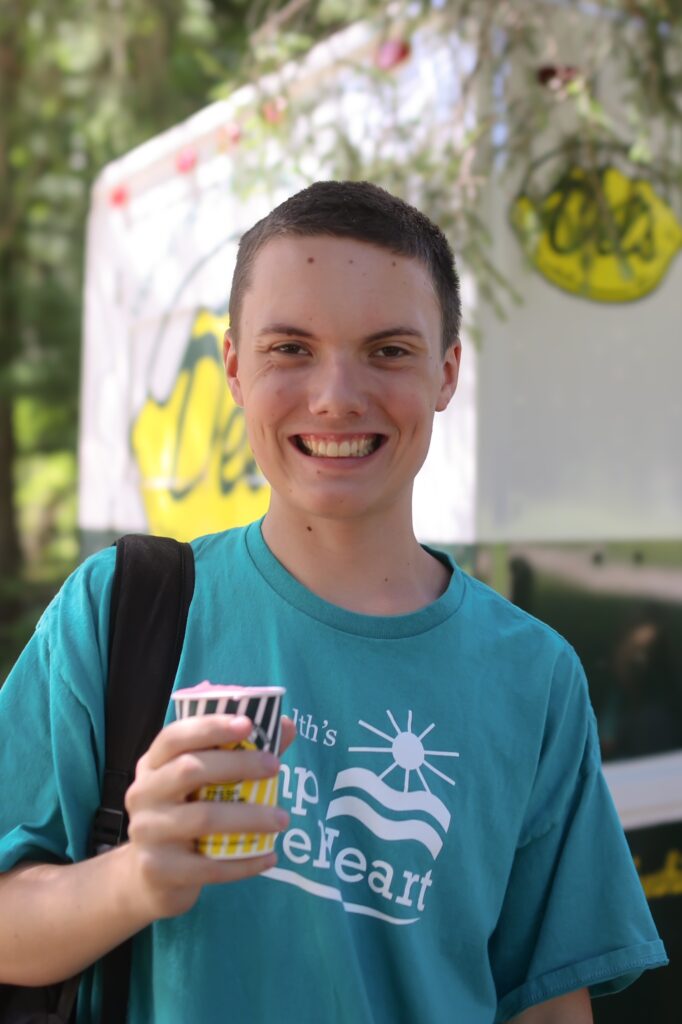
[{"xmin": 307, "ymin": 257, "xmax": 315, "ymax": 263}]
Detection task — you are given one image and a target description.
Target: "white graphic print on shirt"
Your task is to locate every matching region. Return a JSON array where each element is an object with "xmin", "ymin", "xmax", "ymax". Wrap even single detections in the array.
[{"xmin": 265, "ymin": 708, "xmax": 459, "ymax": 925}]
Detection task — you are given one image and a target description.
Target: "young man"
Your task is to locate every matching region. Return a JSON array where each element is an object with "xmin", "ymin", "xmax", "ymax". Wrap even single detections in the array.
[{"xmin": 0, "ymin": 181, "xmax": 667, "ymax": 1022}]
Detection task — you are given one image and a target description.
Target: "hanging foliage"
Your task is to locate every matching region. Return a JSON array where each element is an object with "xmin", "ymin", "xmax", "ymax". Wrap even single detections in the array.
[{"xmin": 211, "ymin": 0, "xmax": 682, "ymax": 310}]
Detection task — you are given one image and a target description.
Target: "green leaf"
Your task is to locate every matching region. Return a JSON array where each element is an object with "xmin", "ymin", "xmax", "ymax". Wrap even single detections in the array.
[
  {"xmin": 9, "ymin": 145, "xmax": 30, "ymax": 169},
  {"xmin": 629, "ymin": 136, "xmax": 653, "ymax": 164}
]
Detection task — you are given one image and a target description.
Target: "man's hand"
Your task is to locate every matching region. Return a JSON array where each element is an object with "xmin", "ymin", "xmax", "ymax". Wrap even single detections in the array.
[
  {"xmin": 0, "ymin": 716, "xmax": 296, "ymax": 987},
  {"xmin": 510, "ymin": 988, "xmax": 592, "ymax": 1023},
  {"xmin": 124, "ymin": 713, "xmax": 296, "ymax": 921}
]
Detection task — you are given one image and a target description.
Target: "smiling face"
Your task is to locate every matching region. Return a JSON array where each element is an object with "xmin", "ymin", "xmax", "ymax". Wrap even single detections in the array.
[{"xmin": 224, "ymin": 235, "xmax": 460, "ymax": 528}]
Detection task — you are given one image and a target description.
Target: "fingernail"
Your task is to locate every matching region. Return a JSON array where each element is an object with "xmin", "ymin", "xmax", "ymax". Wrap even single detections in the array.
[
  {"xmin": 231, "ymin": 715, "xmax": 252, "ymax": 728},
  {"xmin": 274, "ymin": 809, "xmax": 289, "ymax": 829}
]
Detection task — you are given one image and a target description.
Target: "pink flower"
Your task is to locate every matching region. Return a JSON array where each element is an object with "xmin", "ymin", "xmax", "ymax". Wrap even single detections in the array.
[
  {"xmin": 375, "ymin": 40, "xmax": 411, "ymax": 71},
  {"xmin": 176, "ymin": 146, "xmax": 198, "ymax": 173}
]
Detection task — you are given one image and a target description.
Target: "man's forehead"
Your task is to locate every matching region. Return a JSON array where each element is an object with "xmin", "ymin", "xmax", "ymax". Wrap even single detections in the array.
[
  {"xmin": 244, "ymin": 231, "xmax": 436, "ymax": 299},
  {"xmin": 235, "ymin": 237, "xmax": 441, "ymax": 350},
  {"xmin": 250, "ymin": 233, "xmax": 422, "ymax": 271}
]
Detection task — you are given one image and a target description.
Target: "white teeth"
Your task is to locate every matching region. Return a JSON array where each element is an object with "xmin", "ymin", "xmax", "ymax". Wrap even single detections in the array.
[{"xmin": 299, "ymin": 436, "xmax": 378, "ymax": 458}]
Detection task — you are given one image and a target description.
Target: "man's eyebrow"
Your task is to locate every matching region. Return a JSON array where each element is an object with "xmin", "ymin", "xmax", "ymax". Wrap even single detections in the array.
[
  {"xmin": 365, "ymin": 326, "xmax": 425, "ymax": 343},
  {"xmin": 256, "ymin": 324, "xmax": 425, "ymax": 341},
  {"xmin": 257, "ymin": 323, "xmax": 316, "ymax": 339}
]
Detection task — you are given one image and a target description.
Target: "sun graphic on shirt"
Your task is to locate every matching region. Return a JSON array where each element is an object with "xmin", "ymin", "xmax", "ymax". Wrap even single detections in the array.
[{"xmin": 348, "ymin": 709, "xmax": 459, "ymax": 794}]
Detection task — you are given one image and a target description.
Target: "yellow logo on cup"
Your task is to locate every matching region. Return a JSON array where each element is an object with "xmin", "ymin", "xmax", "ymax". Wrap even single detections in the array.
[
  {"xmin": 194, "ymin": 739, "xmax": 279, "ymax": 860},
  {"xmin": 510, "ymin": 165, "xmax": 682, "ymax": 302}
]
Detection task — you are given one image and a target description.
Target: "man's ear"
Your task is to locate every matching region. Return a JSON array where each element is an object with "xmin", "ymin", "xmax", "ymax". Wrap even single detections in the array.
[
  {"xmin": 223, "ymin": 332, "xmax": 244, "ymax": 407},
  {"xmin": 435, "ymin": 341, "xmax": 462, "ymax": 412}
]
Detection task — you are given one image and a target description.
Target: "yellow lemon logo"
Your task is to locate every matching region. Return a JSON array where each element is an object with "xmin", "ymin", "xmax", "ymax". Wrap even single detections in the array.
[
  {"xmin": 511, "ymin": 165, "xmax": 682, "ymax": 302},
  {"xmin": 131, "ymin": 309, "xmax": 270, "ymax": 540}
]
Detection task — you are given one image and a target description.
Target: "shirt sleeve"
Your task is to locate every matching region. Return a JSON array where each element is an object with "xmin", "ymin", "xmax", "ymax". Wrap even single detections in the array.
[
  {"xmin": 490, "ymin": 645, "xmax": 668, "ymax": 1023},
  {"xmin": 0, "ymin": 548, "xmax": 116, "ymax": 871}
]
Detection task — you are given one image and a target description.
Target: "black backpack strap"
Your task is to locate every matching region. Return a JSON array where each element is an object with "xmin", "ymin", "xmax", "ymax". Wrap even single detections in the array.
[
  {"xmin": 91, "ymin": 536, "xmax": 195, "ymax": 854},
  {"xmin": 91, "ymin": 535, "xmax": 195, "ymax": 1024}
]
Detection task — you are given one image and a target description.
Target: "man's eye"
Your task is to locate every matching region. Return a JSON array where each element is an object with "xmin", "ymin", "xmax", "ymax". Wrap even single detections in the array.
[
  {"xmin": 273, "ymin": 342, "xmax": 309, "ymax": 355},
  {"xmin": 374, "ymin": 345, "xmax": 409, "ymax": 358}
]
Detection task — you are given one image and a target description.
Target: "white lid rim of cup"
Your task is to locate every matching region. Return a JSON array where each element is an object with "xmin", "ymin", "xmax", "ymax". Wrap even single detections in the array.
[{"xmin": 171, "ymin": 685, "xmax": 286, "ymax": 701}]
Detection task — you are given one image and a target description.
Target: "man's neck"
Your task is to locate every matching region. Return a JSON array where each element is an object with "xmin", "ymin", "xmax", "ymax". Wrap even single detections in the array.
[{"xmin": 260, "ymin": 505, "xmax": 451, "ymax": 616}]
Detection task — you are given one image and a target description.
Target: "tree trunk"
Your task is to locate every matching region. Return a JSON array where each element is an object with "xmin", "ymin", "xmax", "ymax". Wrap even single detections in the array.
[
  {"xmin": 0, "ymin": 243, "xmax": 22, "ymax": 581},
  {"xmin": 0, "ymin": 7, "xmax": 23, "ymax": 582},
  {"xmin": 0, "ymin": 394, "xmax": 21, "ymax": 578}
]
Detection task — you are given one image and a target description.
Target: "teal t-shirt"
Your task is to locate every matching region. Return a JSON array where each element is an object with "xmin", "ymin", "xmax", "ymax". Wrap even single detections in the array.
[{"xmin": 0, "ymin": 522, "xmax": 667, "ymax": 1023}]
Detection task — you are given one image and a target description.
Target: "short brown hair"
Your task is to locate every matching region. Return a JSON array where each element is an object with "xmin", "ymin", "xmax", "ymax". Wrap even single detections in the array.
[{"xmin": 229, "ymin": 180, "xmax": 461, "ymax": 356}]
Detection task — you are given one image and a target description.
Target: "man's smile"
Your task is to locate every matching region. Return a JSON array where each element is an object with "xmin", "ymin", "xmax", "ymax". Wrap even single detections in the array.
[{"xmin": 293, "ymin": 433, "xmax": 385, "ymax": 458}]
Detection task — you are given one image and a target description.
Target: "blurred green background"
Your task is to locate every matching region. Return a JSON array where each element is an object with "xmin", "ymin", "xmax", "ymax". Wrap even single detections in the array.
[{"xmin": 0, "ymin": 0, "xmax": 291, "ymax": 676}]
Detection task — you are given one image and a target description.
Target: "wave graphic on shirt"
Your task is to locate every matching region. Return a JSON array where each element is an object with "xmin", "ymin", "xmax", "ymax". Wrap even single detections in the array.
[
  {"xmin": 326, "ymin": 768, "xmax": 451, "ymax": 859},
  {"xmin": 263, "ymin": 867, "xmax": 419, "ymax": 925}
]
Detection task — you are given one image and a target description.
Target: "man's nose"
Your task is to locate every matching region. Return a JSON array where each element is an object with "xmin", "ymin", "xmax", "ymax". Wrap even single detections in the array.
[{"xmin": 307, "ymin": 356, "xmax": 368, "ymax": 417}]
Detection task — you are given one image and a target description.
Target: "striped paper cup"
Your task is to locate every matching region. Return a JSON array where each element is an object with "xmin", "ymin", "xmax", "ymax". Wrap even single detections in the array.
[{"xmin": 171, "ymin": 682, "xmax": 285, "ymax": 860}]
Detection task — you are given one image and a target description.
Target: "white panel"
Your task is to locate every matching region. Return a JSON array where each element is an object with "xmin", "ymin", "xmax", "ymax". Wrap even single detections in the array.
[
  {"xmin": 414, "ymin": 274, "xmax": 478, "ymax": 545},
  {"xmin": 476, "ymin": 183, "xmax": 682, "ymax": 543},
  {"xmin": 604, "ymin": 751, "xmax": 682, "ymax": 831}
]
